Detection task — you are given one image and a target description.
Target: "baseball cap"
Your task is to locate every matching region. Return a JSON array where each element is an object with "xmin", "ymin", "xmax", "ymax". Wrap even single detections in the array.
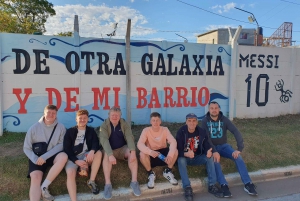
[{"xmin": 186, "ymin": 113, "xmax": 198, "ymax": 119}]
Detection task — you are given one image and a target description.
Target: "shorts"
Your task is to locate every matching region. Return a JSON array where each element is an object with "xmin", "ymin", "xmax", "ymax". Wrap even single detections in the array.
[
  {"xmin": 150, "ymin": 147, "xmax": 169, "ymax": 168},
  {"xmin": 65, "ymin": 151, "xmax": 89, "ymax": 171},
  {"xmin": 111, "ymin": 145, "xmax": 129, "ymax": 160},
  {"xmin": 27, "ymin": 152, "xmax": 59, "ymax": 178}
]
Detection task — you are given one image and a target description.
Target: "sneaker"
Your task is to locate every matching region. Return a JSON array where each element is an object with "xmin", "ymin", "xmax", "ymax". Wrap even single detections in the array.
[
  {"xmin": 41, "ymin": 187, "xmax": 54, "ymax": 201},
  {"xmin": 244, "ymin": 182, "xmax": 258, "ymax": 196},
  {"xmin": 103, "ymin": 184, "xmax": 112, "ymax": 200},
  {"xmin": 147, "ymin": 172, "xmax": 156, "ymax": 189},
  {"xmin": 221, "ymin": 184, "xmax": 232, "ymax": 198},
  {"xmin": 208, "ymin": 184, "xmax": 224, "ymax": 198},
  {"xmin": 184, "ymin": 186, "xmax": 193, "ymax": 201},
  {"xmin": 87, "ymin": 180, "xmax": 100, "ymax": 195},
  {"xmin": 130, "ymin": 181, "xmax": 141, "ymax": 196},
  {"xmin": 163, "ymin": 169, "xmax": 178, "ymax": 185}
]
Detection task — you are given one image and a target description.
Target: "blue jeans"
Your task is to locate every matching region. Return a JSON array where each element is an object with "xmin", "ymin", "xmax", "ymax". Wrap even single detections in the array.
[
  {"xmin": 177, "ymin": 154, "xmax": 217, "ymax": 189},
  {"xmin": 214, "ymin": 143, "xmax": 251, "ymax": 185}
]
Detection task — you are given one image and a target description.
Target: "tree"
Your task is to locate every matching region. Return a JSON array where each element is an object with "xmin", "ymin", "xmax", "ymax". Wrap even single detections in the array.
[
  {"xmin": 0, "ymin": 0, "xmax": 56, "ymax": 34},
  {"xmin": 55, "ymin": 31, "xmax": 73, "ymax": 37}
]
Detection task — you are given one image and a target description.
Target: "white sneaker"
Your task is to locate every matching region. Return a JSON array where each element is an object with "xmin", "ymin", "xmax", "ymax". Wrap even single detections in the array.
[
  {"xmin": 147, "ymin": 172, "xmax": 156, "ymax": 189},
  {"xmin": 41, "ymin": 187, "xmax": 54, "ymax": 201},
  {"xmin": 163, "ymin": 169, "xmax": 178, "ymax": 185}
]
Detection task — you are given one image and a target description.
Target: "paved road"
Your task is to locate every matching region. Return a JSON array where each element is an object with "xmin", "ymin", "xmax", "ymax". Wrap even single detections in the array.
[{"xmin": 140, "ymin": 176, "xmax": 300, "ymax": 201}]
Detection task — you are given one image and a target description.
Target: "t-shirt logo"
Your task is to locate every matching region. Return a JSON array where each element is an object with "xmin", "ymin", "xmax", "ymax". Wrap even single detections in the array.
[{"xmin": 185, "ymin": 136, "xmax": 200, "ymax": 152}]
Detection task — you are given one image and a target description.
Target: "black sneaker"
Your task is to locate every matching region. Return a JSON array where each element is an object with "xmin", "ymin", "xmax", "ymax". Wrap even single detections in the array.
[
  {"xmin": 87, "ymin": 180, "xmax": 100, "ymax": 195},
  {"xmin": 184, "ymin": 186, "xmax": 193, "ymax": 201},
  {"xmin": 208, "ymin": 184, "xmax": 224, "ymax": 198},
  {"xmin": 221, "ymin": 184, "xmax": 232, "ymax": 198},
  {"xmin": 244, "ymin": 182, "xmax": 258, "ymax": 196}
]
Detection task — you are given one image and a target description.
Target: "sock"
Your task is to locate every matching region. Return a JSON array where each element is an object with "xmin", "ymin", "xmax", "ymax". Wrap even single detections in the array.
[
  {"xmin": 165, "ymin": 167, "xmax": 172, "ymax": 173},
  {"xmin": 41, "ymin": 179, "xmax": 52, "ymax": 190},
  {"xmin": 147, "ymin": 170, "xmax": 154, "ymax": 175}
]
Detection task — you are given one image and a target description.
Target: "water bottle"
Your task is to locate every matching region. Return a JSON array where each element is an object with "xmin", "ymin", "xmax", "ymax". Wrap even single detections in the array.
[{"xmin": 158, "ymin": 153, "xmax": 166, "ymax": 161}]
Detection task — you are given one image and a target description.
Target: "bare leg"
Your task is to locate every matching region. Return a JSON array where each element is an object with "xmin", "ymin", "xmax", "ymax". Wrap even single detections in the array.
[
  {"xmin": 102, "ymin": 153, "xmax": 112, "ymax": 184},
  {"xmin": 125, "ymin": 149, "xmax": 138, "ymax": 182},
  {"xmin": 90, "ymin": 151, "xmax": 102, "ymax": 181},
  {"xmin": 45, "ymin": 152, "xmax": 68, "ymax": 182},
  {"xmin": 29, "ymin": 170, "xmax": 43, "ymax": 201},
  {"xmin": 139, "ymin": 152, "xmax": 151, "ymax": 171},
  {"xmin": 66, "ymin": 168, "xmax": 77, "ymax": 201}
]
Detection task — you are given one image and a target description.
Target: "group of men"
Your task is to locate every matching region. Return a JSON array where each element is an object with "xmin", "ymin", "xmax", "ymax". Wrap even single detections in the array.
[{"xmin": 24, "ymin": 102, "xmax": 257, "ymax": 201}]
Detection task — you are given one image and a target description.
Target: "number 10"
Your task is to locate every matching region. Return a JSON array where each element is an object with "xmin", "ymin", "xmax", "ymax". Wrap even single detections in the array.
[{"xmin": 245, "ymin": 74, "xmax": 269, "ymax": 107}]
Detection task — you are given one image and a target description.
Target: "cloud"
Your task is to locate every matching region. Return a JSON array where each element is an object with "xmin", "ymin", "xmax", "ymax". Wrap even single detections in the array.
[
  {"xmin": 205, "ymin": 24, "xmax": 237, "ymax": 31},
  {"xmin": 249, "ymin": 3, "xmax": 255, "ymax": 8},
  {"xmin": 130, "ymin": 0, "xmax": 134, "ymax": 2},
  {"xmin": 211, "ymin": 2, "xmax": 236, "ymax": 14},
  {"xmin": 44, "ymin": 4, "xmax": 156, "ymax": 38}
]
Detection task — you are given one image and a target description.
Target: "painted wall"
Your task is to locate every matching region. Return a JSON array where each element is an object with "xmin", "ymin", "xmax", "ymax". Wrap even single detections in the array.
[{"xmin": 1, "ymin": 33, "xmax": 231, "ymax": 132}]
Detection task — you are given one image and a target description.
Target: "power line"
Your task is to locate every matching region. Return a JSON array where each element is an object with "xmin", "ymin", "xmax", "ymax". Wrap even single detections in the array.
[{"xmin": 280, "ymin": 0, "xmax": 300, "ymax": 6}]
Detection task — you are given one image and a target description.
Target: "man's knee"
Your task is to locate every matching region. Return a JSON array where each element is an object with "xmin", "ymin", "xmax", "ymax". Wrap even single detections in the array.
[
  {"xmin": 66, "ymin": 168, "xmax": 77, "ymax": 178},
  {"xmin": 177, "ymin": 157, "xmax": 187, "ymax": 165},
  {"xmin": 95, "ymin": 150, "xmax": 102, "ymax": 158},
  {"xmin": 139, "ymin": 152, "xmax": 149, "ymax": 161},
  {"xmin": 55, "ymin": 152, "xmax": 68, "ymax": 163},
  {"xmin": 30, "ymin": 170, "xmax": 43, "ymax": 182}
]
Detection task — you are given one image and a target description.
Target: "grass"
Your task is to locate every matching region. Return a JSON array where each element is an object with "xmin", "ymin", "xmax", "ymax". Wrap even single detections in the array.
[{"xmin": 1, "ymin": 114, "xmax": 300, "ymax": 200}]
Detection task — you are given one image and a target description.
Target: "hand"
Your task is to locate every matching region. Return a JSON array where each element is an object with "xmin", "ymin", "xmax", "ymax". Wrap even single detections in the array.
[
  {"xmin": 232, "ymin": 150, "xmax": 241, "ymax": 159},
  {"xmin": 150, "ymin": 151, "xmax": 160, "ymax": 158},
  {"xmin": 213, "ymin": 152, "xmax": 220, "ymax": 163},
  {"xmin": 75, "ymin": 160, "xmax": 88, "ymax": 169},
  {"xmin": 165, "ymin": 155, "xmax": 173, "ymax": 165},
  {"xmin": 109, "ymin": 155, "xmax": 117, "ymax": 165},
  {"xmin": 206, "ymin": 148, "xmax": 212, "ymax": 158},
  {"xmin": 129, "ymin": 151, "xmax": 137, "ymax": 163},
  {"xmin": 36, "ymin": 157, "xmax": 46, "ymax": 166},
  {"xmin": 184, "ymin": 149, "xmax": 194, "ymax": 158},
  {"xmin": 86, "ymin": 151, "xmax": 95, "ymax": 164}
]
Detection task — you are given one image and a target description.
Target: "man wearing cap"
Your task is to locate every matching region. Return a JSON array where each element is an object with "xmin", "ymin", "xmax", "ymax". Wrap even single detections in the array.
[
  {"xmin": 202, "ymin": 101, "xmax": 258, "ymax": 197},
  {"xmin": 176, "ymin": 113, "xmax": 223, "ymax": 201}
]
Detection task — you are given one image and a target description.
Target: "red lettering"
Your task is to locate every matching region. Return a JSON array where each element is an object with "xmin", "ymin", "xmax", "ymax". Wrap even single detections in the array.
[
  {"xmin": 13, "ymin": 88, "xmax": 32, "ymax": 114},
  {"xmin": 45, "ymin": 88, "xmax": 62, "ymax": 110},
  {"xmin": 163, "ymin": 87, "xmax": 176, "ymax": 107},
  {"xmin": 190, "ymin": 87, "xmax": 197, "ymax": 107},
  {"xmin": 148, "ymin": 88, "xmax": 161, "ymax": 108},
  {"xmin": 92, "ymin": 88, "xmax": 110, "ymax": 110},
  {"xmin": 136, "ymin": 87, "xmax": 147, "ymax": 108},
  {"xmin": 176, "ymin": 87, "xmax": 190, "ymax": 107},
  {"xmin": 64, "ymin": 88, "xmax": 79, "ymax": 112},
  {"xmin": 198, "ymin": 87, "xmax": 210, "ymax": 106},
  {"xmin": 113, "ymin": 87, "xmax": 120, "ymax": 108}
]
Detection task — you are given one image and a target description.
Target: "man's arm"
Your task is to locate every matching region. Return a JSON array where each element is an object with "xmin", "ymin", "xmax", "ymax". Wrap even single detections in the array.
[
  {"xmin": 201, "ymin": 120, "xmax": 218, "ymax": 153},
  {"xmin": 137, "ymin": 128, "xmax": 153, "ymax": 155},
  {"xmin": 122, "ymin": 119, "xmax": 136, "ymax": 151},
  {"xmin": 99, "ymin": 123, "xmax": 113, "ymax": 156},
  {"xmin": 225, "ymin": 118, "xmax": 244, "ymax": 152},
  {"xmin": 165, "ymin": 128, "xmax": 177, "ymax": 158},
  {"xmin": 176, "ymin": 128, "xmax": 185, "ymax": 157},
  {"xmin": 41, "ymin": 125, "xmax": 66, "ymax": 161},
  {"xmin": 23, "ymin": 127, "xmax": 39, "ymax": 164},
  {"xmin": 63, "ymin": 128, "xmax": 78, "ymax": 163}
]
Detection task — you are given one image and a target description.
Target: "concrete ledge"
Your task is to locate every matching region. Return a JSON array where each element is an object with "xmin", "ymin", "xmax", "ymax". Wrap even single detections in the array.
[{"xmin": 24, "ymin": 165, "xmax": 300, "ymax": 201}]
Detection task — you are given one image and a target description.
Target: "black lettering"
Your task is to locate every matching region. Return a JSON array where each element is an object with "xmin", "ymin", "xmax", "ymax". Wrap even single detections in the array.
[
  {"xmin": 65, "ymin": 51, "xmax": 80, "ymax": 74},
  {"xmin": 96, "ymin": 52, "xmax": 111, "ymax": 75},
  {"xmin": 179, "ymin": 55, "xmax": 191, "ymax": 75},
  {"xmin": 250, "ymin": 54, "xmax": 256, "ymax": 68},
  {"xmin": 81, "ymin": 51, "xmax": 94, "ymax": 74},
  {"xmin": 167, "ymin": 54, "xmax": 177, "ymax": 75},
  {"xmin": 258, "ymin": 54, "xmax": 265, "ymax": 68},
  {"xmin": 154, "ymin": 53, "xmax": 166, "ymax": 75},
  {"xmin": 141, "ymin": 53, "xmax": 153, "ymax": 75},
  {"xmin": 266, "ymin": 55, "xmax": 273, "ymax": 68},
  {"xmin": 274, "ymin": 55, "xmax": 279, "ymax": 68},
  {"xmin": 192, "ymin": 55, "xmax": 204, "ymax": 75},
  {"xmin": 113, "ymin": 53, "xmax": 126, "ymax": 75},
  {"xmin": 33, "ymin": 49, "xmax": 49, "ymax": 74},
  {"xmin": 206, "ymin": 55, "xmax": 213, "ymax": 75},
  {"xmin": 12, "ymin": 49, "xmax": 30, "ymax": 74},
  {"xmin": 213, "ymin": 56, "xmax": 224, "ymax": 75},
  {"xmin": 239, "ymin": 54, "xmax": 249, "ymax": 67}
]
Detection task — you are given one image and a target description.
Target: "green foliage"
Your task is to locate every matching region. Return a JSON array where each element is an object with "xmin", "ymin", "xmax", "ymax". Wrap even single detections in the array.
[
  {"xmin": 0, "ymin": 0, "xmax": 55, "ymax": 34},
  {"xmin": 55, "ymin": 31, "xmax": 73, "ymax": 37}
]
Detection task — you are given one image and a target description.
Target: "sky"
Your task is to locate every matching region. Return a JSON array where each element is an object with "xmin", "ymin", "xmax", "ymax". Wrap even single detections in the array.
[{"xmin": 45, "ymin": 0, "xmax": 300, "ymax": 45}]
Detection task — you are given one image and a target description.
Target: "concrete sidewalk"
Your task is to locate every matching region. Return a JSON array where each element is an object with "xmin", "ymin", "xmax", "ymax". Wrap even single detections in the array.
[{"xmin": 51, "ymin": 165, "xmax": 300, "ymax": 201}]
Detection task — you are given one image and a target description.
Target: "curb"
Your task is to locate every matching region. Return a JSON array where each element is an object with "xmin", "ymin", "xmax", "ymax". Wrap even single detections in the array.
[{"xmin": 41, "ymin": 165, "xmax": 300, "ymax": 201}]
